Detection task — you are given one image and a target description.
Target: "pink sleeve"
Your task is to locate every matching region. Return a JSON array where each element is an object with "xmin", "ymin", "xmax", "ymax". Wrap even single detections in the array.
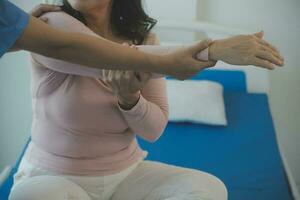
[
  {"xmin": 118, "ymin": 34, "xmax": 169, "ymax": 142},
  {"xmin": 31, "ymin": 12, "xmax": 106, "ymax": 78},
  {"xmin": 198, "ymin": 47, "xmax": 209, "ymax": 61},
  {"xmin": 117, "ymin": 78, "xmax": 169, "ymax": 142}
]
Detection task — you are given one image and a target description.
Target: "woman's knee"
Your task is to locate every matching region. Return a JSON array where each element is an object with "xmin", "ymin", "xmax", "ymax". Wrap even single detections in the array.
[
  {"xmin": 186, "ymin": 171, "xmax": 228, "ymax": 200},
  {"xmin": 144, "ymin": 169, "xmax": 228, "ymax": 200},
  {"xmin": 9, "ymin": 175, "xmax": 91, "ymax": 200}
]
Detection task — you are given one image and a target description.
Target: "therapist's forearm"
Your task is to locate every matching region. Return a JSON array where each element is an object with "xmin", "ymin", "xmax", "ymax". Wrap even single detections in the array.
[
  {"xmin": 60, "ymin": 33, "xmax": 165, "ymax": 73},
  {"xmin": 14, "ymin": 16, "xmax": 168, "ymax": 73}
]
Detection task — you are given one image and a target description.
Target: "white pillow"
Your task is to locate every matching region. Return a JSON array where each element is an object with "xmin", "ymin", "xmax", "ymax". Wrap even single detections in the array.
[{"xmin": 166, "ymin": 80, "xmax": 227, "ymax": 126}]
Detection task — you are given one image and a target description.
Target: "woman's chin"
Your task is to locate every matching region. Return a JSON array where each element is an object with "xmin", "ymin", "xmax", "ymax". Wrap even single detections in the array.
[{"xmin": 67, "ymin": 0, "xmax": 111, "ymax": 12}]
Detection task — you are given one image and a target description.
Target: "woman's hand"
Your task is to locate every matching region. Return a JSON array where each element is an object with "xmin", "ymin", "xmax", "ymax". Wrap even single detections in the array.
[
  {"xmin": 30, "ymin": 4, "xmax": 61, "ymax": 22},
  {"xmin": 102, "ymin": 43, "xmax": 152, "ymax": 110},
  {"xmin": 102, "ymin": 70, "xmax": 151, "ymax": 110},
  {"xmin": 209, "ymin": 31, "xmax": 284, "ymax": 70}
]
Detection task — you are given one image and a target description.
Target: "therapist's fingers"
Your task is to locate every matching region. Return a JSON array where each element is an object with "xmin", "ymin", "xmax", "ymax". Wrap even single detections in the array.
[
  {"xmin": 188, "ymin": 39, "xmax": 213, "ymax": 58},
  {"xmin": 30, "ymin": 4, "xmax": 61, "ymax": 18}
]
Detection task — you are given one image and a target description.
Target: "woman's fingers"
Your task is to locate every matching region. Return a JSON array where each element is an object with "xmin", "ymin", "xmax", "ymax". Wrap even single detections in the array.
[
  {"xmin": 259, "ymin": 44, "xmax": 284, "ymax": 65},
  {"xmin": 257, "ymin": 39, "xmax": 284, "ymax": 60},
  {"xmin": 133, "ymin": 72, "xmax": 141, "ymax": 81},
  {"xmin": 256, "ymin": 50, "xmax": 284, "ymax": 66},
  {"xmin": 252, "ymin": 32, "xmax": 284, "ymax": 64},
  {"xmin": 253, "ymin": 57, "xmax": 275, "ymax": 70},
  {"xmin": 135, "ymin": 72, "xmax": 151, "ymax": 83},
  {"xmin": 102, "ymin": 70, "xmax": 109, "ymax": 81},
  {"xmin": 114, "ymin": 70, "xmax": 122, "ymax": 84},
  {"xmin": 123, "ymin": 71, "xmax": 137, "ymax": 93},
  {"xmin": 260, "ymin": 45, "xmax": 283, "ymax": 62},
  {"xmin": 257, "ymin": 38, "xmax": 278, "ymax": 53},
  {"xmin": 124, "ymin": 71, "xmax": 132, "ymax": 82}
]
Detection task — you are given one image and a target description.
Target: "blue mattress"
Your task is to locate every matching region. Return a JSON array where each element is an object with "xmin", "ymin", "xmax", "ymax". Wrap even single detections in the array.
[
  {"xmin": 0, "ymin": 70, "xmax": 293, "ymax": 200},
  {"xmin": 138, "ymin": 92, "xmax": 293, "ymax": 200}
]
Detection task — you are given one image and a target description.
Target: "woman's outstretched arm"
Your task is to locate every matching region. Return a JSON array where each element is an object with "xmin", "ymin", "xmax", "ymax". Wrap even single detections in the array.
[{"xmin": 208, "ymin": 31, "xmax": 285, "ymax": 69}]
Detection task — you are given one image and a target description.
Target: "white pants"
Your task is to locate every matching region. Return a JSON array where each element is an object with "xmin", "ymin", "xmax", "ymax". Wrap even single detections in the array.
[{"xmin": 9, "ymin": 157, "xmax": 227, "ymax": 200}]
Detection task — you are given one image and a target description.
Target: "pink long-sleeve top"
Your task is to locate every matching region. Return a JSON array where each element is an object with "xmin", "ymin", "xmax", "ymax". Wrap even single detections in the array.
[
  {"xmin": 23, "ymin": 12, "xmax": 169, "ymax": 176},
  {"xmin": 24, "ymin": 12, "xmax": 208, "ymax": 176}
]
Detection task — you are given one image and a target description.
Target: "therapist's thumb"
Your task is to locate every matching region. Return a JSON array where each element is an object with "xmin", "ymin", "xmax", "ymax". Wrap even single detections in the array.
[{"xmin": 188, "ymin": 39, "xmax": 213, "ymax": 57}]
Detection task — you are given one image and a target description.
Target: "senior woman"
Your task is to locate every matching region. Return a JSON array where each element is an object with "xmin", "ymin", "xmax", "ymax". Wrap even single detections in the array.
[{"xmin": 9, "ymin": 1, "xmax": 284, "ymax": 200}]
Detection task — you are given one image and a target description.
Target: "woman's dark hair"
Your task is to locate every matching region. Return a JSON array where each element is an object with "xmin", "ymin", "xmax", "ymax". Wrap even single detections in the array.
[{"xmin": 61, "ymin": 0, "xmax": 157, "ymax": 45}]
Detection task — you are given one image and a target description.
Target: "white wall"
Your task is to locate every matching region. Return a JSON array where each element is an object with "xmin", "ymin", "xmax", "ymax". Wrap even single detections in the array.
[
  {"xmin": 194, "ymin": 0, "xmax": 300, "ymax": 186},
  {"xmin": 145, "ymin": 0, "xmax": 200, "ymax": 44}
]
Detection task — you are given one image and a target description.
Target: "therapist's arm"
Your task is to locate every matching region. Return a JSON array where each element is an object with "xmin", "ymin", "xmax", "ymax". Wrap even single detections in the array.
[
  {"xmin": 8, "ymin": 4, "xmax": 60, "ymax": 52},
  {"xmin": 12, "ymin": 16, "xmax": 166, "ymax": 73}
]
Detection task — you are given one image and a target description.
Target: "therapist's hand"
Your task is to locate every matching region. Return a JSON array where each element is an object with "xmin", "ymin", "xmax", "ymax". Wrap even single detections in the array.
[
  {"xmin": 30, "ymin": 4, "xmax": 61, "ymax": 22},
  {"xmin": 162, "ymin": 39, "xmax": 217, "ymax": 80},
  {"xmin": 209, "ymin": 31, "xmax": 284, "ymax": 70}
]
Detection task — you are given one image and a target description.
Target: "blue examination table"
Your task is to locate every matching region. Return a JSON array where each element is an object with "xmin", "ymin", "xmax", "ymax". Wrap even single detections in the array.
[{"xmin": 0, "ymin": 70, "xmax": 294, "ymax": 200}]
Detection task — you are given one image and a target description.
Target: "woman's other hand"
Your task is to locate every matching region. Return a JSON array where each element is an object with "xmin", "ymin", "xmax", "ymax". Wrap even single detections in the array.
[
  {"xmin": 209, "ymin": 31, "xmax": 284, "ymax": 70},
  {"xmin": 30, "ymin": 4, "xmax": 61, "ymax": 23},
  {"xmin": 102, "ymin": 43, "xmax": 151, "ymax": 110},
  {"xmin": 102, "ymin": 70, "xmax": 151, "ymax": 110}
]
